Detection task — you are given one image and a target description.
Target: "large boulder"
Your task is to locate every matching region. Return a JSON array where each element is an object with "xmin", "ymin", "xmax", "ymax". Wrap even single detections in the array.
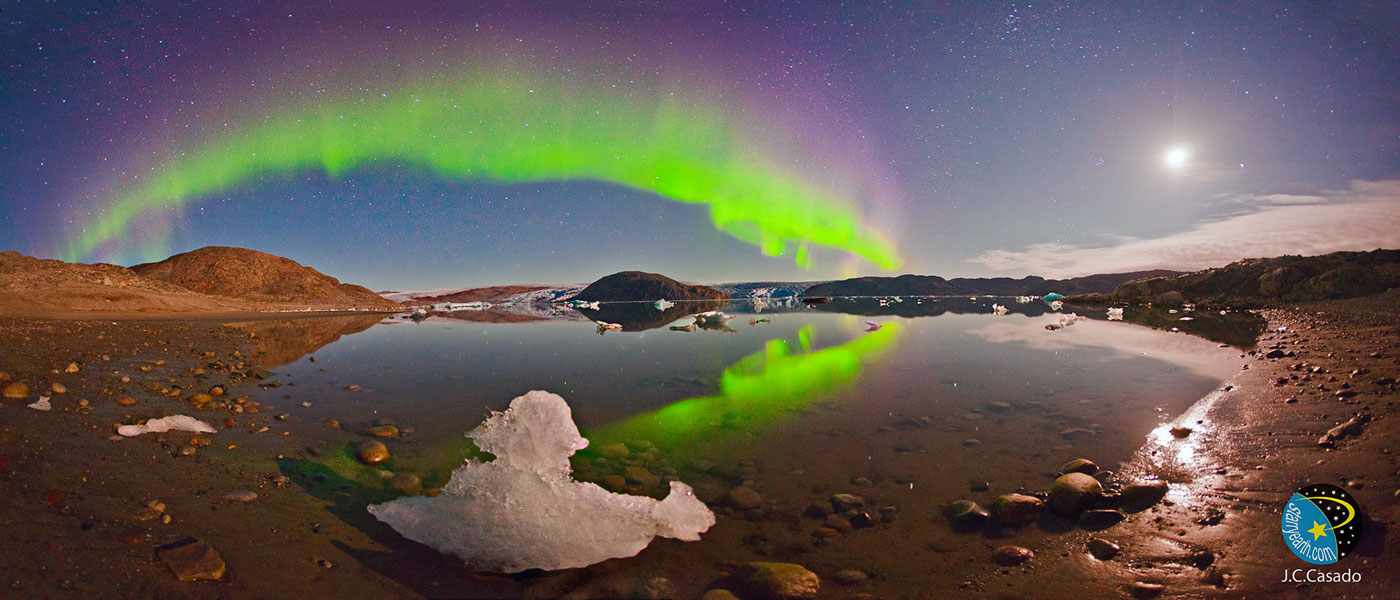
[
  {"xmin": 1048, "ymin": 473, "xmax": 1103, "ymax": 516},
  {"xmin": 731, "ymin": 562, "xmax": 820, "ymax": 600}
]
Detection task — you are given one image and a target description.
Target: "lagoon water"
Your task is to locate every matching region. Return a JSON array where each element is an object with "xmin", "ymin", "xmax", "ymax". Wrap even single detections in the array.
[{"xmin": 241, "ymin": 298, "xmax": 1260, "ymax": 595}]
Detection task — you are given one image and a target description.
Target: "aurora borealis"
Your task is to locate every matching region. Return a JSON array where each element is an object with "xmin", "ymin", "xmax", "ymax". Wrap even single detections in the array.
[{"xmin": 2, "ymin": 2, "xmax": 1398, "ymax": 287}]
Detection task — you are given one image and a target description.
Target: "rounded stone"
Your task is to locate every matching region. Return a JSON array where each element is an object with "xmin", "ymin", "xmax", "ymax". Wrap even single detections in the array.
[
  {"xmin": 1087, "ymin": 538, "xmax": 1120, "ymax": 560},
  {"xmin": 1049, "ymin": 473, "xmax": 1103, "ymax": 516},
  {"xmin": 995, "ymin": 493, "xmax": 1044, "ymax": 526},
  {"xmin": 1120, "ymin": 479, "xmax": 1170, "ymax": 507},
  {"xmin": 354, "ymin": 440, "xmax": 390, "ymax": 465},
  {"xmin": 943, "ymin": 499, "xmax": 990, "ymax": 528},
  {"xmin": 727, "ymin": 486, "xmax": 764, "ymax": 510},
  {"xmin": 1060, "ymin": 458, "xmax": 1099, "ymax": 475},
  {"xmin": 364, "ymin": 425, "xmax": 399, "ymax": 438},
  {"xmin": 991, "ymin": 545, "xmax": 1034, "ymax": 566},
  {"xmin": 732, "ymin": 562, "xmax": 820, "ymax": 600},
  {"xmin": 390, "ymin": 473, "xmax": 421, "ymax": 492},
  {"xmin": 2, "ymin": 382, "xmax": 30, "ymax": 399},
  {"xmin": 833, "ymin": 569, "xmax": 868, "ymax": 585}
]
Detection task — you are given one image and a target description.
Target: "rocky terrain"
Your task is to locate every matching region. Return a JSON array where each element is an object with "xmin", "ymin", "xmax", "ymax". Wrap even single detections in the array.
[
  {"xmin": 570, "ymin": 271, "xmax": 728, "ymax": 303},
  {"xmin": 0, "ymin": 251, "xmax": 260, "ymax": 316},
  {"xmin": 132, "ymin": 246, "xmax": 401, "ymax": 311},
  {"xmin": 1094, "ymin": 249, "xmax": 1400, "ymax": 307},
  {"xmin": 390, "ymin": 285, "xmax": 551, "ymax": 306},
  {"xmin": 802, "ymin": 270, "xmax": 1179, "ymax": 298}
]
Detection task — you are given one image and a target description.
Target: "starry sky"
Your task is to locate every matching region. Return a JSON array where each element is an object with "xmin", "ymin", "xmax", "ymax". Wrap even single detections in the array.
[{"xmin": 2, "ymin": 1, "xmax": 1398, "ymax": 290}]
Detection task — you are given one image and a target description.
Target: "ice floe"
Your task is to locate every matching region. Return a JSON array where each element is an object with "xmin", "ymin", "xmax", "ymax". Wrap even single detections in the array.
[
  {"xmin": 117, "ymin": 415, "xmax": 216, "ymax": 437},
  {"xmin": 367, "ymin": 391, "xmax": 715, "ymax": 573}
]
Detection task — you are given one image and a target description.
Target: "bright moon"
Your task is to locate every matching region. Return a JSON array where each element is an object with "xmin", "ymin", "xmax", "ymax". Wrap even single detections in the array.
[{"xmin": 1165, "ymin": 147, "xmax": 1189, "ymax": 168}]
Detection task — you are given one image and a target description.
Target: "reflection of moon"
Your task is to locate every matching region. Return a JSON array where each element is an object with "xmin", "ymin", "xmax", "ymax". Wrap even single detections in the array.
[
  {"xmin": 1306, "ymin": 496, "xmax": 1355, "ymax": 530},
  {"xmin": 1165, "ymin": 147, "xmax": 1189, "ymax": 168}
]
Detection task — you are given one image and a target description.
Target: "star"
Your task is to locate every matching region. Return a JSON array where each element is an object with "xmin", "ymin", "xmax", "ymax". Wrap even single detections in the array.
[{"xmin": 1308, "ymin": 521, "xmax": 1329, "ymax": 541}]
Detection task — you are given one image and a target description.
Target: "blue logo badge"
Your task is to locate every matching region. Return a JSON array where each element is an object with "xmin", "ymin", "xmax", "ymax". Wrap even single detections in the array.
[{"xmin": 1281, "ymin": 483, "xmax": 1362, "ymax": 565}]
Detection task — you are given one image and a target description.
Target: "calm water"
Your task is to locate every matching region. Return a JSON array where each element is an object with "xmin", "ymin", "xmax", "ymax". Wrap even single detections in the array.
[{"xmin": 233, "ymin": 299, "xmax": 1262, "ymax": 594}]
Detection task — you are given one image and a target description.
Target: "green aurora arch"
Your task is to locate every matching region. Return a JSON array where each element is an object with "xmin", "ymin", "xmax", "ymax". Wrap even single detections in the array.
[{"xmin": 63, "ymin": 69, "xmax": 901, "ymax": 269}]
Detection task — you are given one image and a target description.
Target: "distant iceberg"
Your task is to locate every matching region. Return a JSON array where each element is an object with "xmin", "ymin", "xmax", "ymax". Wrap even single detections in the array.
[
  {"xmin": 1049, "ymin": 300, "xmax": 1064, "ymax": 311},
  {"xmin": 367, "ymin": 391, "xmax": 714, "ymax": 573},
  {"xmin": 653, "ymin": 299, "xmax": 675, "ymax": 310},
  {"xmin": 992, "ymin": 303, "xmax": 1009, "ymax": 315}
]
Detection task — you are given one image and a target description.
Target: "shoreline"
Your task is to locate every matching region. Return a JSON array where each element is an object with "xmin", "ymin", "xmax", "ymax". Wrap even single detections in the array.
[{"xmin": 0, "ymin": 297, "xmax": 1394, "ymax": 598}]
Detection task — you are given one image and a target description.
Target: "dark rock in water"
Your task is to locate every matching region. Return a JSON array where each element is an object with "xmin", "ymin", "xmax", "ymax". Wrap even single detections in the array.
[
  {"xmin": 354, "ymin": 440, "xmax": 390, "ymax": 465},
  {"xmin": 833, "ymin": 569, "xmax": 869, "ymax": 586},
  {"xmin": 803, "ymin": 502, "xmax": 833, "ymax": 519},
  {"xmin": 1087, "ymin": 538, "xmax": 1120, "ymax": 560},
  {"xmin": 849, "ymin": 512, "xmax": 875, "ymax": 529},
  {"xmin": 157, "ymin": 538, "xmax": 226, "ymax": 581},
  {"xmin": 943, "ymin": 499, "xmax": 990, "ymax": 529},
  {"xmin": 1048, "ymin": 473, "xmax": 1103, "ymax": 516},
  {"xmin": 1120, "ymin": 480, "xmax": 1170, "ymax": 508},
  {"xmin": 1265, "ymin": 349, "xmax": 1287, "ymax": 358},
  {"xmin": 991, "ymin": 545, "xmax": 1034, "ymax": 566},
  {"xmin": 969, "ymin": 480, "xmax": 990, "ymax": 492},
  {"xmin": 731, "ymin": 562, "xmax": 820, "ymax": 600},
  {"xmin": 1079, "ymin": 509, "xmax": 1127, "ymax": 529},
  {"xmin": 994, "ymin": 493, "xmax": 1044, "ymax": 527},
  {"xmin": 1191, "ymin": 551, "xmax": 1216, "ymax": 569},
  {"xmin": 1319, "ymin": 414, "xmax": 1370, "ymax": 446},
  {"xmin": 830, "ymin": 493, "xmax": 864, "ymax": 512},
  {"xmin": 1060, "ymin": 458, "xmax": 1099, "ymax": 475},
  {"xmin": 364, "ymin": 425, "xmax": 399, "ymax": 438},
  {"xmin": 1129, "ymin": 582, "xmax": 1165, "ymax": 599},
  {"xmin": 726, "ymin": 486, "xmax": 764, "ymax": 510},
  {"xmin": 1169, "ymin": 426, "xmax": 1193, "ymax": 439}
]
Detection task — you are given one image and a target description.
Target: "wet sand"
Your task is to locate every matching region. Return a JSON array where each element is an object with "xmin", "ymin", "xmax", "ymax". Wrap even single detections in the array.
[{"xmin": 0, "ymin": 296, "xmax": 1395, "ymax": 599}]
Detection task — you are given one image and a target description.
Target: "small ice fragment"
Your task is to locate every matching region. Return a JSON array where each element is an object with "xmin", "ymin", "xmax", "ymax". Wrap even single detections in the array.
[
  {"xmin": 865, "ymin": 321, "xmax": 883, "ymax": 332},
  {"xmin": 117, "ymin": 415, "xmax": 217, "ymax": 437},
  {"xmin": 992, "ymin": 304, "xmax": 1009, "ymax": 315},
  {"xmin": 594, "ymin": 321, "xmax": 623, "ymax": 334},
  {"xmin": 1106, "ymin": 307, "xmax": 1124, "ymax": 321},
  {"xmin": 27, "ymin": 396, "xmax": 51, "ymax": 411},
  {"xmin": 653, "ymin": 299, "xmax": 674, "ymax": 310},
  {"xmin": 1049, "ymin": 300, "xmax": 1064, "ymax": 311},
  {"xmin": 693, "ymin": 311, "xmax": 730, "ymax": 324},
  {"xmin": 368, "ymin": 391, "xmax": 715, "ymax": 573}
]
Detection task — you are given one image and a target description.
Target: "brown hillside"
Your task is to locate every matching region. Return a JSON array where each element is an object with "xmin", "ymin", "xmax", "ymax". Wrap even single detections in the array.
[
  {"xmin": 131, "ymin": 246, "xmax": 400, "ymax": 310},
  {"xmin": 0, "ymin": 251, "xmax": 259, "ymax": 316},
  {"xmin": 401, "ymin": 285, "xmax": 549, "ymax": 306},
  {"xmin": 570, "ymin": 271, "xmax": 727, "ymax": 302}
]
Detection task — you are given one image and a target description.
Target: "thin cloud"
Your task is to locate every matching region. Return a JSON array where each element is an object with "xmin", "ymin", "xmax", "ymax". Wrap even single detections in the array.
[{"xmin": 968, "ymin": 179, "xmax": 1400, "ymax": 278}]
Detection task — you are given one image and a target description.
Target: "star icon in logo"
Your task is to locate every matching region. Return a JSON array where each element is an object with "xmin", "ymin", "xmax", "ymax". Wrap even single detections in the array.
[{"xmin": 1308, "ymin": 521, "xmax": 1329, "ymax": 541}]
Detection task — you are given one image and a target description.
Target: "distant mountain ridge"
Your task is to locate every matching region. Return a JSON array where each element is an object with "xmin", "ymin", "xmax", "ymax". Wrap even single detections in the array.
[
  {"xmin": 1100, "ymin": 249, "xmax": 1400, "ymax": 306},
  {"xmin": 801, "ymin": 270, "xmax": 1181, "ymax": 298},
  {"xmin": 570, "ymin": 271, "xmax": 727, "ymax": 302},
  {"xmin": 131, "ymin": 246, "xmax": 400, "ymax": 310}
]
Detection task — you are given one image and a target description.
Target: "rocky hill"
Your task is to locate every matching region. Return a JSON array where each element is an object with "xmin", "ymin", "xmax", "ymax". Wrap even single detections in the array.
[
  {"xmin": 397, "ymin": 285, "xmax": 550, "ymax": 306},
  {"xmin": 0, "ymin": 251, "xmax": 259, "ymax": 316},
  {"xmin": 569, "ymin": 271, "xmax": 728, "ymax": 302},
  {"xmin": 801, "ymin": 270, "xmax": 1179, "ymax": 298},
  {"xmin": 1101, "ymin": 249, "xmax": 1400, "ymax": 307},
  {"xmin": 131, "ymin": 247, "xmax": 400, "ymax": 310}
]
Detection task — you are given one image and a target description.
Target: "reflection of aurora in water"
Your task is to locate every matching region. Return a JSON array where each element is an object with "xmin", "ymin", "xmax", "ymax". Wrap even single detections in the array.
[{"xmin": 582, "ymin": 323, "xmax": 902, "ymax": 453}]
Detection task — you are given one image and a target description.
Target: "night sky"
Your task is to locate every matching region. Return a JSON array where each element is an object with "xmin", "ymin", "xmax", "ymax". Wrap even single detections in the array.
[{"xmin": 2, "ymin": 1, "xmax": 1398, "ymax": 290}]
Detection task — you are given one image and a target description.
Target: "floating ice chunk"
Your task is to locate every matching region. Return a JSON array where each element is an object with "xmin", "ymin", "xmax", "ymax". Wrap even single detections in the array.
[
  {"xmin": 865, "ymin": 321, "xmax": 883, "ymax": 332},
  {"xmin": 1049, "ymin": 300, "xmax": 1064, "ymax": 311},
  {"xmin": 669, "ymin": 323, "xmax": 696, "ymax": 332},
  {"xmin": 1055, "ymin": 313, "xmax": 1083, "ymax": 328},
  {"xmin": 653, "ymin": 299, "xmax": 674, "ymax": 310},
  {"xmin": 1015, "ymin": 295, "xmax": 1034, "ymax": 303},
  {"xmin": 367, "ymin": 391, "xmax": 715, "ymax": 573},
  {"xmin": 693, "ymin": 311, "xmax": 730, "ymax": 324},
  {"xmin": 117, "ymin": 415, "xmax": 216, "ymax": 437},
  {"xmin": 595, "ymin": 321, "xmax": 623, "ymax": 334},
  {"xmin": 1106, "ymin": 307, "xmax": 1124, "ymax": 321},
  {"xmin": 27, "ymin": 396, "xmax": 51, "ymax": 411},
  {"xmin": 992, "ymin": 303, "xmax": 1009, "ymax": 315}
]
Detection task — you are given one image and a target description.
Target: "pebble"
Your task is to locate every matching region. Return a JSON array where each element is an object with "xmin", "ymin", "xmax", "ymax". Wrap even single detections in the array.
[
  {"xmin": 599, "ymin": 442, "xmax": 630, "ymax": 459},
  {"xmin": 222, "ymin": 490, "xmax": 258, "ymax": 503},
  {"xmin": 830, "ymin": 493, "xmax": 864, "ymax": 512},
  {"xmin": 994, "ymin": 493, "xmax": 1044, "ymax": 526},
  {"xmin": 1060, "ymin": 458, "xmax": 1099, "ymax": 475},
  {"xmin": 1129, "ymin": 582, "xmax": 1165, "ymax": 599},
  {"xmin": 991, "ymin": 545, "xmax": 1034, "ymax": 566},
  {"xmin": 189, "ymin": 393, "xmax": 213, "ymax": 407},
  {"xmin": 601, "ymin": 474, "xmax": 627, "ymax": 491},
  {"xmin": 64, "ymin": 362, "xmax": 80, "ymax": 373},
  {"xmin": 2, "ymin": 382, "xmax": 30, "ymax": 399},
  {"xmin": 354, "ymin": 440, "xmax": 390, "ymax": 465},
  {"xmin": 118, "ymin": 396, "xmax": 137, "ymax": 406},
  {"xmin": 730, "ymin": 562, "xmax": 820, "ymax": 600},
  {"xmin": 943, "ymin": 499, "xmax": 990, "ymax": 528},
  {"xmin": 803, "ymin": 502, "xmax": 833, "ymax": 519},
  {"xmin": 364, "ymin": 425, "xmax": 399, "ymax": 438},
  {"xmin": 1087, "ymin": 538, "xmax": 1120, "ymax": 560},
  {"xmin": 390, "ymin": 473, "xmax": 421, "ymax": 492},
  {"xmin": 1120, "ymin": 479, "xmax": 1170, "ymax": 507},
  {"xmin": 1079, "ymin": 509, "xmax": 1127, "ymax": 529},
  {"xmin": 50, "ymin": 382, "xmax": 67, "ymax": 394},
  {"xmin": 1048, "ymin": 473, "xmax": 1103, "ymax": 516},
  {"xmin": 157, "ymin": 539, "xmax": 226, "ymax": 581},
  {"xmin": 624, "ymin": 465, "xmax": 661, "ymax": 488},
  {"xmin": 727, "ymin": 486, "xmax": 764, "ymax": 509},
  {"xmin": 833, "ymin": 569, "xmax": 869, "ymax": 585}
]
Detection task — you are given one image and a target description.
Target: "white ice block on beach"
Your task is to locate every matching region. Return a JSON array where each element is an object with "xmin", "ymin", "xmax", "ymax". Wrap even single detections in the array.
[
  {"xmin": 367, "ymin": 391, "xmax": 715, "ymax": 573},
  {"xmin": 116, "ymin": 415, "xmax": 216, "ymax": 437}
]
